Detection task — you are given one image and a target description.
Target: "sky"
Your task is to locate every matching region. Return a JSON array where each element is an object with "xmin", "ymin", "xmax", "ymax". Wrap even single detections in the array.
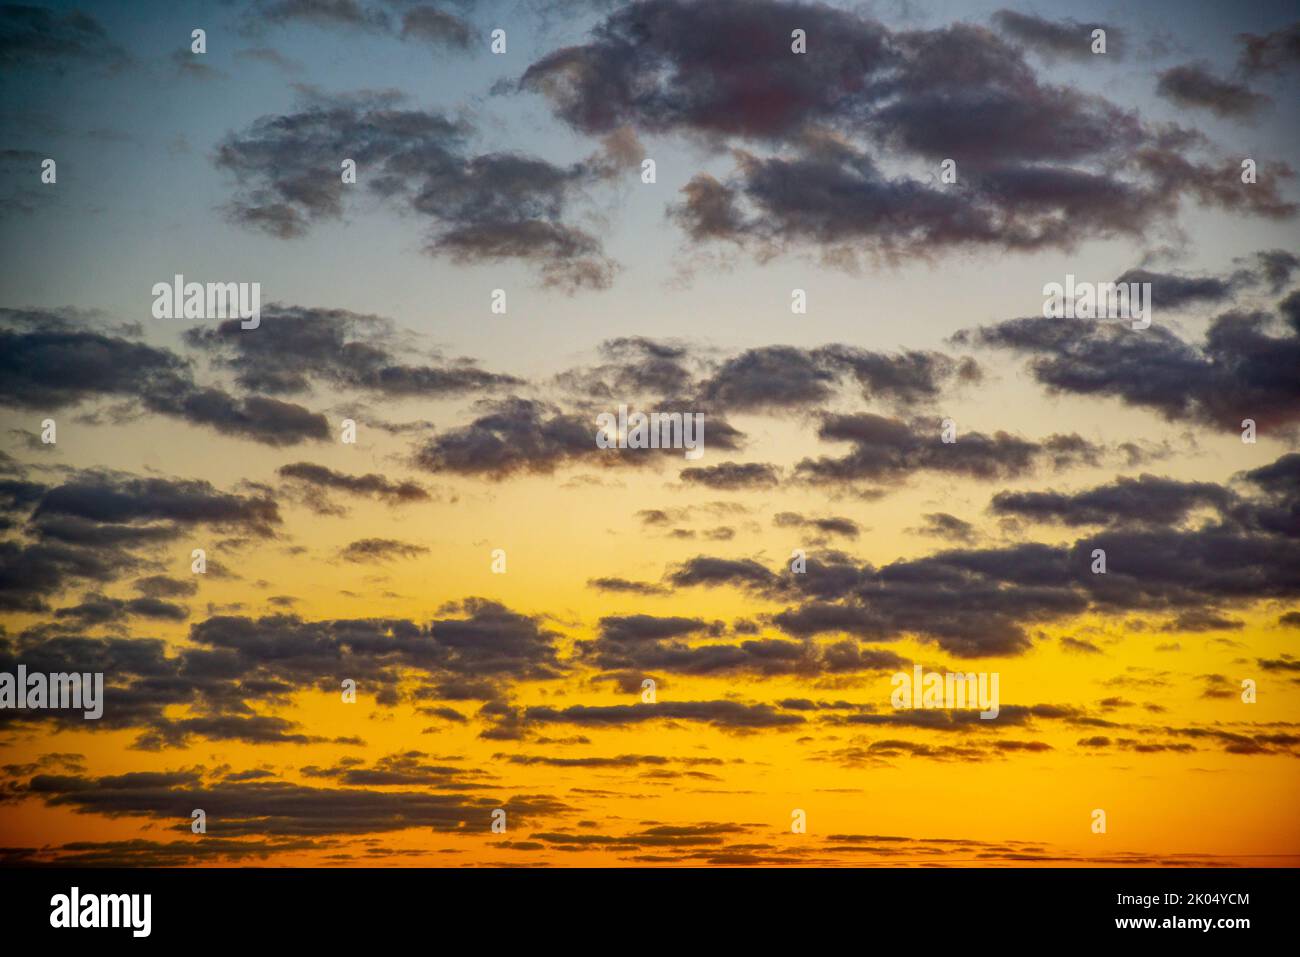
[{"xmin": 0, "ymin": 0, "xmax": 1298, "ymax": 867}]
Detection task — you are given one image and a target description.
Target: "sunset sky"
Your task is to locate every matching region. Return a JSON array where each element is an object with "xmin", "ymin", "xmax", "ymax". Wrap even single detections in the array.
[{"xmin": 1, "ymin": 0, "xmax": 1298, "ymax": 867}]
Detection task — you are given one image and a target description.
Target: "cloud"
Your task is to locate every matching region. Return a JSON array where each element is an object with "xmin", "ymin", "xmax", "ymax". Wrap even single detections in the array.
[
  {"xmin": 254, "ymin": 0, "xmax": 475, "ymax": 51},
  {"xmin": 214, "ymin": 90, "xmax": 621, "ymax": 290},
  {"xmin": 597, "ymin": 614, "xmax": 719, "ymax": 643},
  {"xmin": 912, "ymin": 512, "xmax": 977, "ymax": 542},
  {"xmin": 33, "ymin": 473, "xmax": 280, "ymax": 535},
  {"xmin": 1236, "ymin": 21, "xmax": 1300, "ymax": 76},
  {"xmin": 53, "ymin": 593, "xmax": 189, "ymax": 624},
  {"xmin": 666, "ymin": 555, "xmax": 779, "ymax": 592},
  {"xmin": 0, "ymin": 540, "xmax": 142, "ymax": 612},
  {"xmin": 398, "ymin": 5, "xmax": 473, "ymax": 50},
  {"xmin": 679, "ymin": 462, "xmax": 780, "ymax": 490},
  {"xmin": 132, "ymin": 575, "xmax": 199, "ymax": 599},
  {"xmin": 1, "ymin": 595, "xmax": 568, "ymax": 746},
  {"xmin": 412, "ymin": 396, "xmax": 740, "ymax": 479},
  {"xmin": 1161, "ymin": 609, "xmax": 1243, "ymax": 633},
  {"xmin": 233, "ymin": 46, "xmax": 304, "ymax": 73},
  {"xmin": 0, "ymin": 469, "xmax": 283, "ymax": 611},
  {"xmin": 337, "ymin": 538, "xmax": 429, "ymax": 562},
  {"xmin": 1156, "ymin": 63, "xmax": 1269, "ymax": 118},
  {"xmin": 185, "ymin": 305, "xmax": 520, "ymax": 398},
  {"xmin": 579, "ymin": 617, "xmax": 906, "ymax": 677},
  {"xmin": 1252, "ymin": 249, "xmax": 1300, "ymax": 292},
  {"xmin": 171, "ymin": 48, "xmax": 223, "ymax": 81},
  {"xmin": 991, "ymin": 10, "xmax": 1121, "ymax": 61},
  {"xmin": 773, "ymin": 512, "xmax": 860, "ymax": 539},
  {"xmin": 1060, "ymin": 636, "xmax": 1103, "ymax": 655},
  {"xmin": 523, "ymin": 1, "xmax": 1294, "ymax": 267},
  {"xmin": 0, "ymin": 309, "xmax": 330, "ymax": 446},
  {"xmin": 586, "ymin": 577, "xmax": 668, "ymax": 596},
  {"xmin": 553, "ymin": 337, "xmax": 697, "ymax": 404},
  {"xmin": 520, "ymin": 0, "xmax": 891, "ymax": 139},
  {"xmin": 556, "ymin": 339, "xmax": 977, "ymax": 421},
  {"xmin": 698, "ymin": 346, "xmax": 838, "ymax": 411},
  {"xmin": 1112, "ymin": 268, "xmax": 1236, "ymax": 309},
  {"xmin": 279, "ymin": 462, "xmax": 429, "ymax": 507},
  {"xmin": 301, "ymin": 750, "xmax": 493, "ymax": 788},
  {"xmin": 794, "ymin": 412, "xmax": 1101, "ymax": 486},
  {"xmin": 990, "ymin": 475, "xmax": 1234, "ymax": 527},
  {"xmin": 666, "ymin": 474, "xmax": 1300, "ymax": 656},
  {"xmin": 955, "ymin": 294, "xmax": 1300, "ymax": 434},
  {"xmin": 15, "ymin": 767, "xmax": 549, "ymax": 836},
  {"xmin": 524, "ymin": 700, "xmax": 805, "ymax": 730},
  {"xmin": 0, "ymin": 5, "xmax": 128, "ymax": 70}
]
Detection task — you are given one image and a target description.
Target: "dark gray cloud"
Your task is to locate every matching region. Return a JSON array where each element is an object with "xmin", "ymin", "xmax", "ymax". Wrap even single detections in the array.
[
  {"xmin": 255, "ymin": 0, "xmax": 475, "ymax": 51},
  {"xmin": 215, "ymin": 90, "xmax": 622, "ymax": 290},
  {"xmin": 578, "ymin": 613, "xmax": 905, "ymax": 678},
  {"xmin": 818, "ymin": 345, "xmax": 983, "ymax": 406},
  {"xmin": 0, "ymin": 539, "xmax": 140, "ymax": 612},
  {"xmin": 597, "ymin": 614, "xmax": 720, "ymax": 644},
  {"xmin": 1112, "ymin": 268, "xmax": 1235, "ymax": 309},
  {"xmin": 0, "ymin": 598, "xmax": 565, "ymax": 744},
  {"xmin": 1161, "ymin": 609, "xmax": 1243, "ymax": 633},
  {"xmin": 912, "ymin": 512, "xmax": 977, "ymax": 542},
  {"xmin": 185, "ymin": 305, "xmax": 520, "ymax": 398},
  {"xmin": 794, "ymin": 412, "xmax": 1100, "ymax": 485},
  {"xmin": 679, "ymin": 462, "xmax": 780, "ymax": 490},
  {"xmin": 496, "ymin": 752, "xmax": 723, "ymax": 770},
  {"xmin": 523, "ymin": 0, "xmax": 1294, "ymax": 266},
  {"xmin": 54, "ymin": 593, "xmax": 188, "ymax": 624},
  {"xmin": 520, "ymin": 0, "xmax": 891, "ymax": 139},
  {"xmin": 991, "ymin": 10, "xmax": 1121, "ymax": 61},
  {"xmin": 413, "ymin": 397, "xmax": 602, "ymax": 478},
  {"xmin": 412, "ymin": 396, "xmax": 741, "ymax": 479},
  {"xmin": 955, "ymin": 295, "xmax": 1300, "ymax": 433},
  {"xmin": 773, "ymin": 512, "xmax": 860, "ymax": 539},
  {"xmin": 279, "ymin": 462, "xmax": 429, "ymax": 505},
  {"xmin": 193, "ymin": 599, "xmax": 564, "ymax": 687},
  {"xmin": 555, "ymin": 337, "xmax": 696, "ymax": 404},
  {"xmin": 1252, "ymin": 249, "xmax": 1300, "ymax": 292},
  {"xmin": 0, "ymin": 148, "xmax": 56, "ymax": 218},
  {"xmin": 1237, "ymin": 21, "xmax": 1300, "ymax": 76},
  {"xmin": 666, "ymin": 555, "xmax": 778, "ymax": 592},
  {"xmin": 13, "ymin": 766, "xmax": 557, "ymax": 837},
  {"xmin": 669, "ymin": 133, "xmax": 1294, "ymax": 264},
  {"xmin": 698, "ymin": 346, "xmax": 838, "ymax": 410},
  {"xmin": 133, "ymin": 575, "xmax": 199, "ymax": 599},
  {"xmin": 33, "ymin": 473, "xmax": 279, "ymax": 535},
  {"xmin": 990, "ymin": 474, "xmax": 1234, "ymax": 527},
  {"xmin": 1156, "ymin": 63, "xmax": 1269, "ymax": 118},
  {"xmin": 398, "ymin": 4, "xmax": 473, "ymax": 50},
  {"xmin": 0, "ymin": 310, "xmax": 188, "ymax": 409},
  {"xmin": 0, "ymin": 470, "xmax": 282, "ymax": 611},
  {"xmin": 337, "ymin": 537, "xmax": 429, "ymax": 562},
  {"xmin": 557, "ymin": 339, "xmax": 977, "ymax": 420},
  {"xmin": 301, "ymin": 750, "xmax": 492, "ymax": 789},
  {"xmin": 1242, "ymin": 452, "xmax": 1300, "ymax": 498},
  {"xmin": 0, "ymin": 309, "xmax": 330, "ymax": 446},
  {"xmin": 524, "ymin": 700, "xmax": 805, "ymax": 729},
  {"xmin": 260, "ymin": 0, "xmax": 391, "ymax": 31},
  {"xmin": 0, "ymin": 4, "xmax": 127, "ymax": 70},
  {"xmin": 665, "ymin": 464, "xmax": 1300, "ymax": 656},
  {"xmin": 586, "ymin": 577, "xmax": 668, "ymax": 596}
]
